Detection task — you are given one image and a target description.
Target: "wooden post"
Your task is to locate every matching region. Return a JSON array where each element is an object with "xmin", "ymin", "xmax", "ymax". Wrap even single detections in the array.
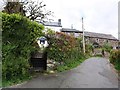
[{"xmin": 82, "ymin": 17, "xmax": 85, "ymax": 54}]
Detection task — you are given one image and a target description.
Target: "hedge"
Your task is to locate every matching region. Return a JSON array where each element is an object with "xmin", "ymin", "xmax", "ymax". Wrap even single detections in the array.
[
  {"xmin": 110, "ymin": 50, "xmax": 120, "ymax": 70},
  {"xmin": 2, "ymin": 13, "xmax": 44, "ymax": 84},
  {"xmin": 46, "ymin": 31, "xmax": 85, "ymax": 71}
]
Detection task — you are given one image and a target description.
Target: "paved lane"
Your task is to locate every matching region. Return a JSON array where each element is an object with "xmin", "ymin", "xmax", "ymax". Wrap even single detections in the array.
[{"xmin": 11, "ymin": 57, "xmax": 118, "ymax": 88}]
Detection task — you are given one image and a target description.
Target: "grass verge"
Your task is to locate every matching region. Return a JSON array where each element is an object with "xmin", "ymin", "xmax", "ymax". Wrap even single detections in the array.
[
  {"xmin": 114, "ymin": 63, "xmax": 120, "ymax": 71},
  {"xmin": 56, "ymin": 57, "xmax": 86, "ymax": 72},
  {"xmin": 2, "ymin": 76, "xmax": 32, "ymax": 88}
]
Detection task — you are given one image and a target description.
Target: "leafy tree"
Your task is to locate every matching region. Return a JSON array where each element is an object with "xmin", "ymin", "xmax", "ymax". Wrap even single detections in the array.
[
  {"xmin": 2, "ymin": 0, "xmax": 53, "ymax": 22},
  {"xmin": 2, "ymin": 0, "xmax": 26, "ymax": 16},
  {"xmin": 24, "ymin": 0, "xmax": 53, "ymax": 22}
]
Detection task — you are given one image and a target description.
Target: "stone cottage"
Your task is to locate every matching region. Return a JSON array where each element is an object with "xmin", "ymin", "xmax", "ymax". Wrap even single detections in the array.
[
  {"xmin": 61, "ymin": 28, "xmax": 119, "ymax": 49},
  {"xmin": 40, "ymin": 19, "xmax": 118, "ymax": 49}
]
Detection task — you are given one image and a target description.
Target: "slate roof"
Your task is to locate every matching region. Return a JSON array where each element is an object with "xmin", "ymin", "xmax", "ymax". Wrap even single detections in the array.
[
  {"xmin": 41, "ymin": 22, "xmax": 62, "ymax": 27},
  {"xmin": 84, "ymin": 32, "xmax": 117, "ymax": 40},
  {"xmin": 61, "ymin": 28, "xmax": 82, "ymax": 33},
  {"xmin": 61, "ymin": 28, "xmax": 118, "ymax": 40}
]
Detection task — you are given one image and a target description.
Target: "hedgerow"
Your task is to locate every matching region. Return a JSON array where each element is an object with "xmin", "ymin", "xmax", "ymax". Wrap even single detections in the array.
[
  {"xmin": 110, "ymin": 50, "xmax": 120, "ymax": 70},
  {"xmin": 46, "ymin": 31, "xmax": 85, "ymax": 71},
  {"xmin": 2, "ymin": 13, "xmax": 44, "ymax": 86}
]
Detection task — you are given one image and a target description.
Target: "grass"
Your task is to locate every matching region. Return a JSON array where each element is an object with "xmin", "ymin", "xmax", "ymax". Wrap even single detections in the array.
[
  {"xmin": 56, "ymin": 57, "xmax": 86, "ymax": 72},
  {"xmin": 0, "ymin": 63, "xmax": 1, "ymax": 88},
  {"xmin": 2, "ymin": 76, "xmax": 32, "ymax": 88},
  {"xmin": 93, "ymin": 54, "xmax": 103, "ymax": 57},
  {"xmin": 114, "ymin": 63, "xmax": 120, "ymax": 71}
]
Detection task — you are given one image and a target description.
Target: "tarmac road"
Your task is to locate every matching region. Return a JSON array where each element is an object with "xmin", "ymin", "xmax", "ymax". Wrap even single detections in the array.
[{"xmin": 11, "ymin": 57, "xmax": 118, "ymax": 88}]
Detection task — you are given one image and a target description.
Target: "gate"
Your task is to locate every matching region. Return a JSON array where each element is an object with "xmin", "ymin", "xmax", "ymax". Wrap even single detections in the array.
[{"xmin": 30, "ymin": 51, "xmax": 47, "ymax": 71}]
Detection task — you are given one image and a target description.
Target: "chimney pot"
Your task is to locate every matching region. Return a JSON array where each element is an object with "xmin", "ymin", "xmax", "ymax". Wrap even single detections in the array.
[{"xmin": 58, "ymin": 19, "xmax": 61, "ymax": 26}]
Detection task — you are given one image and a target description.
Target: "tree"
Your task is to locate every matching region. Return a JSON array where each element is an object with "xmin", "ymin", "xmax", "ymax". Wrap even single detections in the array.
[
  {"xmin": 2, "ymin": 0, "xmax": 26, "ymax": 16},
  {"xmin": 24, "ymin": 1, "xmax": 53, "ymax": 22},
  {"xmin": 2, "ymin": 0, "xmax": 53, "ymax": 22}
]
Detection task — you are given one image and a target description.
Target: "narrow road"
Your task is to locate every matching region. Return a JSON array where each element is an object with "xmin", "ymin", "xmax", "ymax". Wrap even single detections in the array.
[{"xmin": 12, "ymin": 57, "xmax": 118, "ymax": 88}]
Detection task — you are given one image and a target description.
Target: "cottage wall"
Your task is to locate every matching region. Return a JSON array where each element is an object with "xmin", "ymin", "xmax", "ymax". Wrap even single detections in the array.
[
  {"xmin": 85, "ymin": 37, "xmax": 118, "ymax": 48},
  {"xmin": 62, "ymin": 32, "xmax": 118, "ymax": 49},
  {"xmin": 45, "ymin": 26, "xmax": 62, "ymax": 32}
]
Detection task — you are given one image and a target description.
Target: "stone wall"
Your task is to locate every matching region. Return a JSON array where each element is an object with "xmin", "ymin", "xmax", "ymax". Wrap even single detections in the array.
[
  {"xmin": 86, "ymin": 37, "xmax": 118, "ymax": 48},
  {"xmin": 63, "ymin": 32, "xmax": 118, "ymax": 48}
]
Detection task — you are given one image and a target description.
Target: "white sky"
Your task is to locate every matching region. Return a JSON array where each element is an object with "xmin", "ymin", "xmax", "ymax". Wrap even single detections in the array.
[
  {"xmin": 43, "ymin": 0, "xmax": 119, "ymax": 39},
  {"xmin": 0, "ymin": 0, "xmax": 119, "ymax": 38}
]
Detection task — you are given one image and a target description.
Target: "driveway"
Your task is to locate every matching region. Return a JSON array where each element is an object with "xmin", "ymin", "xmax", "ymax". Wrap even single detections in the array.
[{"xmin": 11, "ymin": 57, "xmax": 118, "ymax": 88}]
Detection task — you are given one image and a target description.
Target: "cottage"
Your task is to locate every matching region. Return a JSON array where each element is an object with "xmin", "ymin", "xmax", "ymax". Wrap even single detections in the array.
[
  {"xmin": 61, "ymin": 28, "xmax": 119, "ymax": 49},
  {"xmin": 40, "ymin": 19, "xmax": 118, "ymax": 49},
  {"xmin": 41, "ymin": 19, "xmax": 62, "ymax": 32}
]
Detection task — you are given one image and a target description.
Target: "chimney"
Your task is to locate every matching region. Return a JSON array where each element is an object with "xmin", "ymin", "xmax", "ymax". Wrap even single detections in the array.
[
  {"xmin": 58, "ymin": 19, "xmax": 61, "ymax": 26},
  {"xmin": 71, "ymin": 24, "xmax": 73, "ymax": 29}
]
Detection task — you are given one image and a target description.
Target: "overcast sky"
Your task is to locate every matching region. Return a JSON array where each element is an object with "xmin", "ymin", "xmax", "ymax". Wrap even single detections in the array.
[
  {"xmin": 0, "ymin": 0, "xmax": 119, "ymax": 38},
  {"xmin": 43, "ymin": 0, "xmax": 119, "ymax": 39}
]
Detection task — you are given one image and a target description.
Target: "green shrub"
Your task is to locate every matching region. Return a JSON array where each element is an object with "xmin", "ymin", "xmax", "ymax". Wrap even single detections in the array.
[
  {"xmin": 85, "ymin": 43, "xmax": 94, "ymax": 56},
  {"xmin": 94, "ymin": 54, "xmax": 102, "ymax": 57},
  {"xmin": 2, "ymin": 13, "xmax": 44, "ymax": 86},
  {"xmin": 102, "ymin": 43, "xmax": 112, "ymax": 53},
  {"xmin": 47, "ymin": 31, "xmax": 85, "ymax": 71},
  {"xmin": 47, "ymin": 32, "xmax": 82, "ymax": 61},
  {"xmin": 110, "ymin": 50, "xmax": 120, "ymax": 70}
]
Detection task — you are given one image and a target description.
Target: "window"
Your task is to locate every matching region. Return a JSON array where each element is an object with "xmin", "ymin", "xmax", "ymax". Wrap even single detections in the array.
[
  {"xmin": 93, "ymin": 42, "xmax": 99, "ymax": 48},
  {"xmin": 106, "ymin": 39, "xmax": 108, "ymax": 43},
  {"xmin": 96, "ymin": 39, "xmax": 99, "ymax": 43}
]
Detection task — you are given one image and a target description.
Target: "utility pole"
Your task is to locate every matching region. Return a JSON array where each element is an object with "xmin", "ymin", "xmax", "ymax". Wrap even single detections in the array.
[{"xmin": 82, "ymin": 17, "xmax": 85, "ymax": 54}]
